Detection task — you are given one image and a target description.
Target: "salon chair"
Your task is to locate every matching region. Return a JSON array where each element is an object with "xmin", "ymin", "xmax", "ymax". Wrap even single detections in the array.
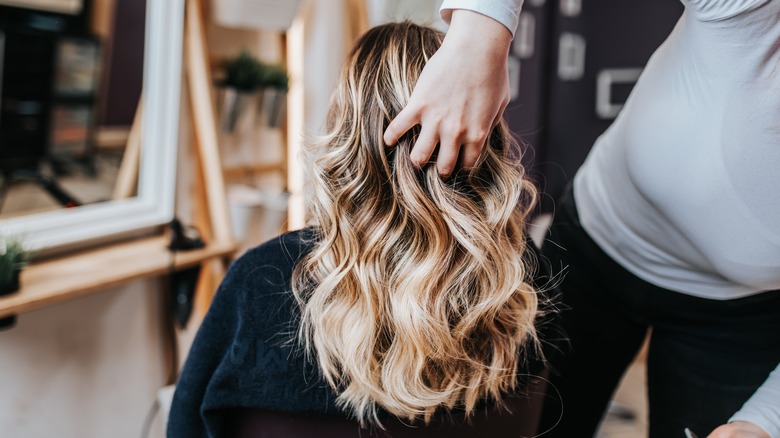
[{"xmin": 225, "ymin": 374, "xmax": 549, "ymax": 438}]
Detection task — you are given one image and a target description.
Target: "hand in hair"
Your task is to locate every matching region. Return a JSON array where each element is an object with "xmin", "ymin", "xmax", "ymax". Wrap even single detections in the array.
[{"xmin": 382, "ymin": 10, "xmax": 512, "ymax": 177}]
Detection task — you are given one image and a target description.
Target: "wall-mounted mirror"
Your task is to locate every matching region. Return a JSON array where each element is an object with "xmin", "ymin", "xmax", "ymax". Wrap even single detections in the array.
[{"xmin": 0, "ymin": 0, "xmax": 184, "ymax": 250}]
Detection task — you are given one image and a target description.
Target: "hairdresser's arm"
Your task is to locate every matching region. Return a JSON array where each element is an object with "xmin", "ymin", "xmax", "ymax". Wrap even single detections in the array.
[
  {"xmin": 383, "ymin": 8, "xmax": 516, "ymax": 177},
  {"xmin": 707, "ymin": 362, "xmax": 780, "ymax": 438}
]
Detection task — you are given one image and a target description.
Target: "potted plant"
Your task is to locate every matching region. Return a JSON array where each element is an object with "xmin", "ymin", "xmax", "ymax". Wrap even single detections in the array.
[
  {"xmin": 0, "ymin": 234, "xmax": 32, "ymax": 329},
  {"xmin": 218, "ymin": 50, "xmax": 266, "ymax": 132},
  {"xmin": 0, "ymin": 235, "xmax": 30, "ymax": 295},
  {"xmin": 257, "ymin": 63, "xmax": 289, "ymax": 129}
]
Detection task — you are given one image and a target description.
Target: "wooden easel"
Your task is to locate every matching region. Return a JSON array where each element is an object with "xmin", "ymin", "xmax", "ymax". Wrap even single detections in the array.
[
  {"xmin": 184, "ymin": 0, "xmax": 236, "ymax": 316},
  {"xmin": 115, "ymin": 0, "xmax": 236, "ymax": 316},
  {"xmin": 112, "ymin": 97, "xmax": 142, "ymax": 200}
]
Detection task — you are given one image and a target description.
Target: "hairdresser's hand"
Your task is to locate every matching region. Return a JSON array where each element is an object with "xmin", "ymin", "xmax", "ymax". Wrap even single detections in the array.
[
  {"xmin": 707, "ymin": 421, "xmax": 770, "ymax": 438},
  {"xmin": 383, "ymin": 10, "xmax": 512, "ymax": 177}
]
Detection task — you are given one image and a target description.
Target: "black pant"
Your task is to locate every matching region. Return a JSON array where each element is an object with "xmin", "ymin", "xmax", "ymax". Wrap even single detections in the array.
[{"xmin": 537, "ymin": 186, "xmax": 780, "ymax": 438}]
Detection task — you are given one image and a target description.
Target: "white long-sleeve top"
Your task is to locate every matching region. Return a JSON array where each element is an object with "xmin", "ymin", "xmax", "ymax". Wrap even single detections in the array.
[
  {"xmin": 439, "ymin": 0, "xmax": 524, "ymax": 36},
  {"xmin": 573, "ymin": 0, "xmax": 780, "ymax": 435},
  {"xmin": 440, "ymin": 0, "xmax": 780, "ymax": 435}
]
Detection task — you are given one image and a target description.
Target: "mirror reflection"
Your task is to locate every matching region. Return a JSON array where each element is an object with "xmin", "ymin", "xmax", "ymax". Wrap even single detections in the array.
[{"xmin": 0, "ymin": 0, "xmax": 146, "ymax": 219}]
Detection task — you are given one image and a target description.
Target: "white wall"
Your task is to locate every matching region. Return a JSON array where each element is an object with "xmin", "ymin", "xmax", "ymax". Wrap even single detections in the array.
[{"xmin": 0, "ymin": 279, "xmax": 168, "ymax": 438}]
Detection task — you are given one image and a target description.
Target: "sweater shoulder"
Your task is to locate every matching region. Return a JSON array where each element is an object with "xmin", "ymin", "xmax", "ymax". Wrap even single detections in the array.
[
  {"xmin": 223, "ymin": 228, "xmax": 316, "ymax": 294},
  {"xmin": 212, "ymin": 228, "xmax": 317, "ymax": 343}
]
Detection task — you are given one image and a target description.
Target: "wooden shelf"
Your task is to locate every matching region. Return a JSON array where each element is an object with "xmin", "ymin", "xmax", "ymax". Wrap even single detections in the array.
[
  {"xmin": 223, "ymin": 162, "xmax": 285, "ymax": 179},
  {"xmin": 0, "ymin": 235, "xmax": 236, "ymax": 319}
]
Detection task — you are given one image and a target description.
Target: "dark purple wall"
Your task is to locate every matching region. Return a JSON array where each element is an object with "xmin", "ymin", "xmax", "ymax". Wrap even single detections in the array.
[{"xmin": 100, "ymin": 0, "xmax": 146, "ymax": 126}]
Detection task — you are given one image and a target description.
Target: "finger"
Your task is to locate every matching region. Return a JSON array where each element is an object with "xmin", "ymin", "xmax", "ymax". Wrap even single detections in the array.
[
  {"xmin": 409, "ymin": 125, "xmax": 439, "ymax": 168},
  {"xmin": 492, "ymin": 98, "xmax": 509, "ymax": 128},
  {"xmin": 384, "ymin": 107, "xmax": 420, "ymax": 146},
  {"xmin": 436, "ymin": 133, "xmax": 461, "ymax": 177},
  {"xmin": 458, "ymin": 142, "xmax": 483, "ymax": 170}
]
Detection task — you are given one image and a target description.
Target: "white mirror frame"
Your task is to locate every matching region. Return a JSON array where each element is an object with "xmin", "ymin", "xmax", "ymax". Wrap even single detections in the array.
[{"xmin": 0, "ymin": 0, "xmax": 185, "ymax": 251}]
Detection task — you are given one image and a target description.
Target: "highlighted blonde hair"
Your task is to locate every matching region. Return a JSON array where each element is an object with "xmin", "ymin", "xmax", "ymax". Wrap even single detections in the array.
[{"xmin": 292, "ymin": 21, "xmax": 539, "ymax": 425}]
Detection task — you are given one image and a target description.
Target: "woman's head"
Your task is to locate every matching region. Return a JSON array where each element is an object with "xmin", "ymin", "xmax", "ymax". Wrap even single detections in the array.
[
  {"xmin": 325, "ymin": 21, "xmax": 441, "ymax": 157},
  {"xmin": 293, "ymin": 22, "xmax": 539, "ymax": 425}
]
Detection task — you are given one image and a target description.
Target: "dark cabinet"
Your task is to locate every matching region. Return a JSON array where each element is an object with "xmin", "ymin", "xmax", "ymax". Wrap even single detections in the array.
[{"xmin": 504, "ymin": 0, "xmax": 684, "ymax": 210}]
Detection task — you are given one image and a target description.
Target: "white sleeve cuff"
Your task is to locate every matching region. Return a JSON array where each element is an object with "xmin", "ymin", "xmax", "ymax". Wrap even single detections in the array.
[
  {"xmin": 439, "ymin": 0, "xmax": 524, "ymax": 37},
  {"xmin": 729, "ymin": 364, "xmax": 780, "ymax": 438},
  {"xmin": 729, "ymin": 412, "xmax": 780, "ymax": 438}
]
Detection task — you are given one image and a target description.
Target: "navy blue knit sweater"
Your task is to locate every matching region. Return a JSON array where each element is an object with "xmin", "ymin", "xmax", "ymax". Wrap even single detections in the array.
[
  {"xmin": 168, "ymin": 229, "xmax": 342, "ymax": 437},
  {"xmin": 167, "ymin": 229, "xmax": 556, "ymax": 438}
]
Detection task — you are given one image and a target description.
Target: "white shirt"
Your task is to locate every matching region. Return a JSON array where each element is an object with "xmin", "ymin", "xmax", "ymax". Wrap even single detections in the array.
[
  {"xmin": 575, "ymin": 0, "xmax": 780, "ymax": 301},
  {"xmin": 573, "ymin": 0, "xmax": 780, "ymax": 435},
  {"xmin": 439, "ymin": 0, "xmax": 524, "ymax": 36}
]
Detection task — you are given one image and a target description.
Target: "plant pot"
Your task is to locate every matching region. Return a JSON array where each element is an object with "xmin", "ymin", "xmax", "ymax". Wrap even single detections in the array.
[
  {"xmin": 0, "ymin": 269, "xmax": 20, "ymax": 330},
  {"xmin": 227, "ymin": 185, "xmax": 266, "ymax": 241},
  {"xmin": 212, "ymin": 0, "xmax": 303, "ymax": 31},
  {"xmin": 257, "ymin": 88, "xmax": 287, "ymax": 129},
  {"xmin": 219, "ymin": 87, "xmax": 258, "ymax": 133},
  {"xmin": 260, "ymin": 190, "xmax": 289, "ymax": 239},
  {"xmin": 0, "ymin": 269, "xmax": 20, "ymax": 296},
  {"xmin": 227, "ymin": 186, "xmax": 289, "ymax": 245}
]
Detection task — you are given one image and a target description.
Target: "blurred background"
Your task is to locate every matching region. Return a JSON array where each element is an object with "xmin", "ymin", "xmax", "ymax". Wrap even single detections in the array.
[{"xmin": 0, "ymin": 0, "xmax": 685, "ymax": 436}]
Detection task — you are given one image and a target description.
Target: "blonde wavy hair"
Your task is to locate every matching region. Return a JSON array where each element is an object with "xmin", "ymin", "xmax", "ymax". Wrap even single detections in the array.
[{"xmin": 292, "ymin": 21, "xmax": 540, "ymax": 426}]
